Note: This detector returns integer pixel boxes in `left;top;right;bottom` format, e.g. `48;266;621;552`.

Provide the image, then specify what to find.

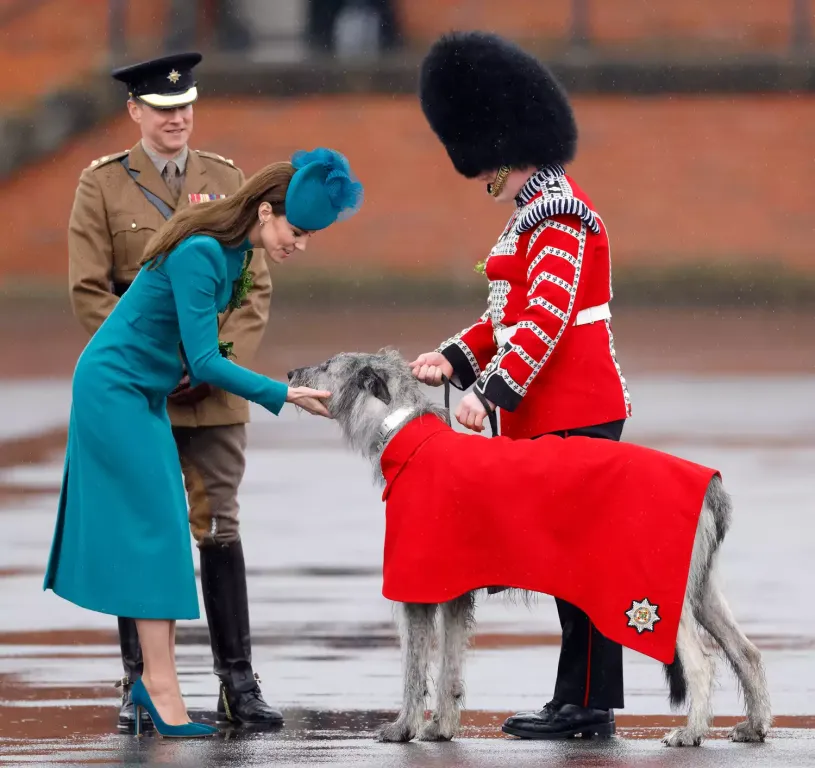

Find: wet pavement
0;307;814;765
2;728;815;768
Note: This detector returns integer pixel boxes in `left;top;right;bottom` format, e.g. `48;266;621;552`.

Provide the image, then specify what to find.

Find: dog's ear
377;346;407;369
377;346;401;359
356;365;391;405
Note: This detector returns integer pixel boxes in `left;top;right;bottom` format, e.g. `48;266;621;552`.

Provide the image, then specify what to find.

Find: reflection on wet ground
1;307;814;765
2;718;815;767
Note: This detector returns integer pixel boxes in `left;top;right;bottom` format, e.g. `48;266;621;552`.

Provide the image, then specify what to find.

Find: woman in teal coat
44;148;362;737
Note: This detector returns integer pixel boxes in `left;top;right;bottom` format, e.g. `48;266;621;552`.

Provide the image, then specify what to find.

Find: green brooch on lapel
228;252;254;311
218;252;253;359
474;260;487;276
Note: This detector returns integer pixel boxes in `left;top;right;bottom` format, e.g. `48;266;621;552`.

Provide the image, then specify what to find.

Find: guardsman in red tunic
410;31;632;739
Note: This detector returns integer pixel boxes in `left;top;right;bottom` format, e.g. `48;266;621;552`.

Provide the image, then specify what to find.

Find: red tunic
438;165;631;439
380;415;719;665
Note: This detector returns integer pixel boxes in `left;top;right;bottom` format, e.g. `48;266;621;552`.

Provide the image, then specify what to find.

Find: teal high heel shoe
131;678;219;738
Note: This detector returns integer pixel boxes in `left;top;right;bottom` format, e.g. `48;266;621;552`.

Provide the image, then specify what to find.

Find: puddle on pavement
2;687;814;743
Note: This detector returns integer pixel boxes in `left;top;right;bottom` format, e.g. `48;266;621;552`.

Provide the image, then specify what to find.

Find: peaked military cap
111;52;202;109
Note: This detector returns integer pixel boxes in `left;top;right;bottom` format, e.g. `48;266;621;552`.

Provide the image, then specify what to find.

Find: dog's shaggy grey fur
289;349;772;747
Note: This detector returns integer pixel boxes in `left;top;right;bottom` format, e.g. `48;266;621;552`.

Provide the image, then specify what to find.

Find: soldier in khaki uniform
68;52;282;732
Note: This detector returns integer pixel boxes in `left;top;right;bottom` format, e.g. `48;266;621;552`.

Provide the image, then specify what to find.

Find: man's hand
168;375;212;405
409;352;454;387
455;391;495;433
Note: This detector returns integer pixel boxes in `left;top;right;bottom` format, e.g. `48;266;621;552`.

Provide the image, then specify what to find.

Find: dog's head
288;349;401;407
288;349;423;447
289;348;448;468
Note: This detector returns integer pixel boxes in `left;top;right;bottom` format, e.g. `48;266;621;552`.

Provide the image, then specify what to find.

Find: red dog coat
380;415;719;664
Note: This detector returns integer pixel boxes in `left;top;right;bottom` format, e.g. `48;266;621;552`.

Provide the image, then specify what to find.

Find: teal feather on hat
286;148;363;230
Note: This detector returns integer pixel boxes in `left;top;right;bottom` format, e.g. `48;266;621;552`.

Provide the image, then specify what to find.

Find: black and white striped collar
515;165;566;207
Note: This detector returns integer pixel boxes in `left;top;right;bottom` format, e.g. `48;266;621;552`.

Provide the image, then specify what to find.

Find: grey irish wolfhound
288;349;772;747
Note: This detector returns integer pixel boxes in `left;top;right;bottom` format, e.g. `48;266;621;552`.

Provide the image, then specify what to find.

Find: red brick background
0;0;167;108
1;93;813;286
396;0;812;52
2;0;808;109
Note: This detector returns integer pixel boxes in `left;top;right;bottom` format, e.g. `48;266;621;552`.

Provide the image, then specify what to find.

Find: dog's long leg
419;591;476;742
694;566;772;742
662;600;716;747
378;602;437;743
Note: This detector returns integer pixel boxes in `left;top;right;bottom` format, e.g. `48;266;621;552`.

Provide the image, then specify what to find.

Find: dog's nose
287;370;294;381
287;368;301;381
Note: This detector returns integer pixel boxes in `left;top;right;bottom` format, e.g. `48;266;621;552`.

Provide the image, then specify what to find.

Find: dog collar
378;407;415;448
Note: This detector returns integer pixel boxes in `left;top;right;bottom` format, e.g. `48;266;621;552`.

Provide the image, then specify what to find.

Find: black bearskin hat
419;31;577;178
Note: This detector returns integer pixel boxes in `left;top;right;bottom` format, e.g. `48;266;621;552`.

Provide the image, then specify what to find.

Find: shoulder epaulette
517;197;600;236
87;150;129;170
515;167;601;236
195;150;236;168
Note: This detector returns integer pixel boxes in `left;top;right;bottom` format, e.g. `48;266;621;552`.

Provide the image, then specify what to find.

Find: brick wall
1;93;813;286
0;0;167;108
394;0;810;52
3;0;809;110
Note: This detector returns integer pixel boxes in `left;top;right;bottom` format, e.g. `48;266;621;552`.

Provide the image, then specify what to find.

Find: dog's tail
705;474;732;545
662;476;730;710
663;654;687;708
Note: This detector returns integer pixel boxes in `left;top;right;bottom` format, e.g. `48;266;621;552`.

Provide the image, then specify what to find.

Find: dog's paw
729;721;768;743
662;727;703;747
418;718;456;742
377;721;416;743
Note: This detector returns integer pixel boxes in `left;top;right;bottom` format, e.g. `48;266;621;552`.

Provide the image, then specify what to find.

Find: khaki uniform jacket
68;141;272;427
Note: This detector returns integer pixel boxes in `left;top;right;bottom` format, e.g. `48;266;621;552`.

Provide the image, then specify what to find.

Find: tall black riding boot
199;541;284;727
114;617;152;733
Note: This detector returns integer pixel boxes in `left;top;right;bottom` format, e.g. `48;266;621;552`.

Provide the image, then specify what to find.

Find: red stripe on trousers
584;621;593;708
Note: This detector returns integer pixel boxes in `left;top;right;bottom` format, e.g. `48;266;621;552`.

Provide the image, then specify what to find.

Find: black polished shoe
115;618;152;734
200;541;284;728
116;676;138;733
502;700;615;740
217;671;284;727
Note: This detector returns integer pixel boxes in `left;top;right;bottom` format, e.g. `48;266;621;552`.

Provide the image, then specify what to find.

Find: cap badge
167;69;181;84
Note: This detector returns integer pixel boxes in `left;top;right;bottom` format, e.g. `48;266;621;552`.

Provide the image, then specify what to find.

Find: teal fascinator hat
285;148;364;231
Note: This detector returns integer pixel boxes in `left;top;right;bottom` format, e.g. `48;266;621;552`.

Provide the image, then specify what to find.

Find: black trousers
532;419;626;710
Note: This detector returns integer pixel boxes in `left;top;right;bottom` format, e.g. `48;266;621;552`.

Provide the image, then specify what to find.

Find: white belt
574;302;611;326
494;303;610;346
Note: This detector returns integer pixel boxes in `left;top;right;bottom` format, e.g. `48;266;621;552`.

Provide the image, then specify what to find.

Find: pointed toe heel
131;679;219;738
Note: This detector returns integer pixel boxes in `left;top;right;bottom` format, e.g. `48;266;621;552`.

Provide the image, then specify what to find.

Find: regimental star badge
626;598;661;633
167;69;181;84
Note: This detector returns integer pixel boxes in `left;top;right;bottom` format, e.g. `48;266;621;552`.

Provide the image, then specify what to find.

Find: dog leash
441;374;499;438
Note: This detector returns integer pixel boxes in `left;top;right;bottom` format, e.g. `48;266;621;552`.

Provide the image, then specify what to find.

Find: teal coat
44;235;287;620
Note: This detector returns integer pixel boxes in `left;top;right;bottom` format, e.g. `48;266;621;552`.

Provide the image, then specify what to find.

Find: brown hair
140;161;296;267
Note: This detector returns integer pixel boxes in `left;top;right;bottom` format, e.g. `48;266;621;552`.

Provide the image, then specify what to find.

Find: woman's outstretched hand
286;387;333;418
